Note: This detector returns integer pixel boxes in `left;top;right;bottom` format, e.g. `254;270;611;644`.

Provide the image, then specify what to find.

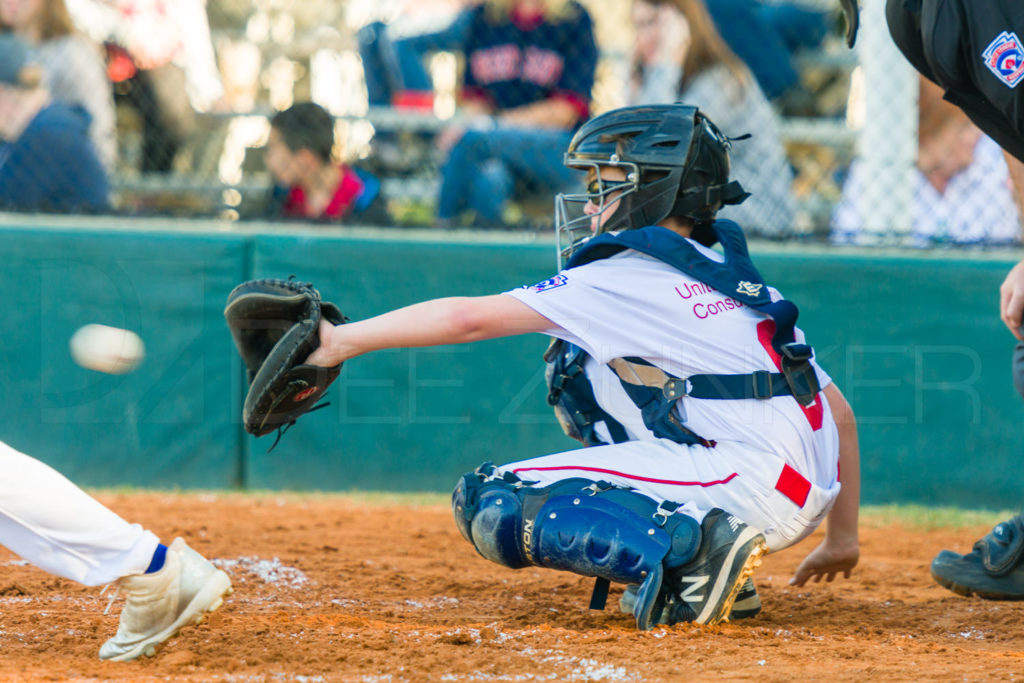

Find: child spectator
264;102;390;224
0;32;109;213
628;0;796;237
1;0;116;171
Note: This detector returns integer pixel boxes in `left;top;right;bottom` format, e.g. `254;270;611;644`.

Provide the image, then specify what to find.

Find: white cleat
99;537;232;661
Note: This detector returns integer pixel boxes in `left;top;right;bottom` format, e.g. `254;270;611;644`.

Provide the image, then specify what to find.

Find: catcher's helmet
555;104;748;264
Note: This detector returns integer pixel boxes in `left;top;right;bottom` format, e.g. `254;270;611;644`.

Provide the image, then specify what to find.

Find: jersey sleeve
504;263;637;362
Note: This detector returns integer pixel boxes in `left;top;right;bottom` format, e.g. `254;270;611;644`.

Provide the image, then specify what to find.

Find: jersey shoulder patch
525;274;569;293
982;31;1024;89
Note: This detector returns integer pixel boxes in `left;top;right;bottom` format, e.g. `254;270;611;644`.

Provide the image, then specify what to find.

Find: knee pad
452;463;588;569
451;463;701;629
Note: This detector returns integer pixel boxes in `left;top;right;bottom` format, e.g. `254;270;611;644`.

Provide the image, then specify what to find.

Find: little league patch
983;31;1024;88
526;274;569;293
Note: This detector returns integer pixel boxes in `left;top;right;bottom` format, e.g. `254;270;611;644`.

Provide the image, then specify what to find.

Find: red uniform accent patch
775;464;811;507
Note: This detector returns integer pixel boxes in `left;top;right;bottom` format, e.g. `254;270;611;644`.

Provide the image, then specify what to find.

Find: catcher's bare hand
789;537;859;587
1000;259;1024;341
306;319;340;367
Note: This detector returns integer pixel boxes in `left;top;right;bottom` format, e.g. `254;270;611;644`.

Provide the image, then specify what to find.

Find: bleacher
108;27;861;237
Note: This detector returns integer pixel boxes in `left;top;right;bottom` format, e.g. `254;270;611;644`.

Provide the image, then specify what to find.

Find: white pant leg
0;440;159;586
500;438;840;553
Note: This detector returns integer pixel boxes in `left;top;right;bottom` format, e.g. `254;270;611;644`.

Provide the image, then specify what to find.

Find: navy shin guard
452;463;701;629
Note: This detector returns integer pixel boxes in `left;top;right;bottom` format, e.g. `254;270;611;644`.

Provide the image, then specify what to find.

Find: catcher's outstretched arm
307;294;555;367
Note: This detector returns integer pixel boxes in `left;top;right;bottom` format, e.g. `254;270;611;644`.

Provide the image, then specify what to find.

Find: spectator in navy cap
0;31;109;213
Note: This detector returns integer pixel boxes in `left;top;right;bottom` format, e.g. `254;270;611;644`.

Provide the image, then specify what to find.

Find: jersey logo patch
736;281;763;297
527;275;568;293
983;31;1024;88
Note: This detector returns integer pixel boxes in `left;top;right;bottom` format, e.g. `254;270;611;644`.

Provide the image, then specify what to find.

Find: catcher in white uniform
309;103;860;628
0;440;232;660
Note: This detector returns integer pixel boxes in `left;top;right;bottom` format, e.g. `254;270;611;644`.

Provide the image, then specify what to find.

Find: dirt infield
0;493;1022;682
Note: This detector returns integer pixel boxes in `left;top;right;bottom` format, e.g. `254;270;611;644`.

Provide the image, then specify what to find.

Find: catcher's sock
145;544;168;574
99;538;232;661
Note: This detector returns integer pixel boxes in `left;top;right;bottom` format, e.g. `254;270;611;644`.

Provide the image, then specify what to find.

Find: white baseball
69;324;146;374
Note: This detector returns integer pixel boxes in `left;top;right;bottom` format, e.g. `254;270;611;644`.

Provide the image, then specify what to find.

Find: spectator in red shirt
264;102;389;224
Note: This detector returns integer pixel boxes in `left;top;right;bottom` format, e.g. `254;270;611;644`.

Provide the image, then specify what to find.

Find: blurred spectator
0;0;116;171
64;0;224;173
706;0;829;108
831;78;1021;246
0;32;109;212
435;0;598;228
358;0;477;109
263;102;390;225
628;0;796;236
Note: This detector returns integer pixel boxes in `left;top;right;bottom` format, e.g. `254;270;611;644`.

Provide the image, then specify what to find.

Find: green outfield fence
1;217;1021;509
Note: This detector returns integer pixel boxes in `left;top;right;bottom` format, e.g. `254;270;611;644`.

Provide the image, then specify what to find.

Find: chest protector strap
545;339;630;447
557;221;820;445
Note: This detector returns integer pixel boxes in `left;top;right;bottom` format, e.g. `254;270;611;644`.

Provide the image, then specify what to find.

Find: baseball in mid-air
69;324;146;374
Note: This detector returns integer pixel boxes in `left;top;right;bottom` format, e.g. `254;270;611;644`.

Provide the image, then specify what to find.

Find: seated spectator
831;78;1021;246
435;0;598;228
64;0;225;173
0;33;110;213
1;0;116;171
358;0;477;110
263;102;390;224
629;0;796;236
705;0;829;109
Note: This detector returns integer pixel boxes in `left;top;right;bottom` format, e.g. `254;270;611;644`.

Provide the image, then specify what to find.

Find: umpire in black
886;0;1024;599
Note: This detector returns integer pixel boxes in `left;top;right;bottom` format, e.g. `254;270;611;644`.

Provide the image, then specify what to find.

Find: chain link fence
0;0;1020;248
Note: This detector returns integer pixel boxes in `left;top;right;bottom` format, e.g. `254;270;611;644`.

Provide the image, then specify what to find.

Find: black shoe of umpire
932;514;1024;600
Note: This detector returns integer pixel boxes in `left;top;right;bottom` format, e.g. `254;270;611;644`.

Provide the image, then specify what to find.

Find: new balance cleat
620;577;761;623
659;509;767;626
729;578;762;619
99;538;233;661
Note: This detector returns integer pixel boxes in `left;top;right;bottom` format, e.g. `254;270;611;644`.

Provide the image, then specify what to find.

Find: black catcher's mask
555;104;748;264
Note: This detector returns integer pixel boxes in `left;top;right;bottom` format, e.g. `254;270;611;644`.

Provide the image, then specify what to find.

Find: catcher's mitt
224;278;347;438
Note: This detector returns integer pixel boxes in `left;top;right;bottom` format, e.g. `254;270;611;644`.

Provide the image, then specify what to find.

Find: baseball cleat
99;538;233;661
620;577;761;623
658;509;767;626
931;514;1024;600
728;578;762;618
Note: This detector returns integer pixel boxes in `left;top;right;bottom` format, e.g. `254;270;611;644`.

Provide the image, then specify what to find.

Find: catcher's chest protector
550;222;820;445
